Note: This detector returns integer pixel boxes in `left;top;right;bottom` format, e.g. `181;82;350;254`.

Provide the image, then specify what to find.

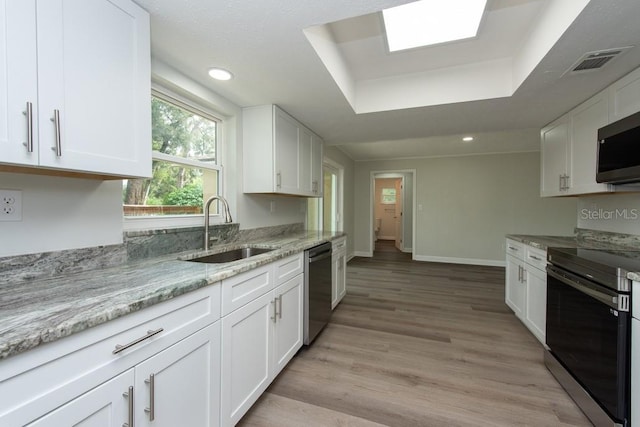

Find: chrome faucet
204;195;233;250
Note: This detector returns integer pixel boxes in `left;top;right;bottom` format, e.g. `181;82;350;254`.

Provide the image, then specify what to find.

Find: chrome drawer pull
529;255;543;261
113;328;164;354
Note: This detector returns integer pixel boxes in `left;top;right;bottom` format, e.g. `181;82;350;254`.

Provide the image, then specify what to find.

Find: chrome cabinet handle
113;328;164;354
276;172;282;188
271;299;277;323
530;255;543;261
22;102;33;153
50;109;62;156
508;246;518;251
564;174;570;190
278;295;283;319
123;386;134;427
144;374;155;421
517;265;521;281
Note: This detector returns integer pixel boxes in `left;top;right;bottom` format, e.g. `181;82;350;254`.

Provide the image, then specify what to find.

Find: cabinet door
540;117;569;197
36;0;151;177
272;274;303;376
609;66;640;123
331;252;346;309
274;108;300;194
311;134;323;196
505;254;525;320
299;127;313;195
0;0;38;166
632;318;639;427
524;266;546;344
27;369;134;427
135;323;220;427
568;92;612;195
220;292;273;427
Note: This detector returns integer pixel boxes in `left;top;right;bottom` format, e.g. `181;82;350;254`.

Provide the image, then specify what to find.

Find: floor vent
565;47;633;75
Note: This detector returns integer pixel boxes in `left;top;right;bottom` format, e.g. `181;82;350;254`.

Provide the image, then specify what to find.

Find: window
123;93;221;218
381;188;396;204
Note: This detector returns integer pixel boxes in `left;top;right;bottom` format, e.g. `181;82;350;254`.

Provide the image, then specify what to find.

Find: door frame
369;170;416;258
324;158;344;232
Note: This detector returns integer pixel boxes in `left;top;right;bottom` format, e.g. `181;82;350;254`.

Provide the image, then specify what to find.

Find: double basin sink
183;246;275;264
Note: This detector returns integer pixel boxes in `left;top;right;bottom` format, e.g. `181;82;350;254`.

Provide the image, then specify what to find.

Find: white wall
0;173;123;256
577;193;640;235
354;152;578;265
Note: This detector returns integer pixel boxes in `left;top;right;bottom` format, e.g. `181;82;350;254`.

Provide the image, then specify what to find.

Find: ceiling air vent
565;47;633;75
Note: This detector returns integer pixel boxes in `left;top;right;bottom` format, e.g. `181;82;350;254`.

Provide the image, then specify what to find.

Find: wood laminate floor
238;241;591;427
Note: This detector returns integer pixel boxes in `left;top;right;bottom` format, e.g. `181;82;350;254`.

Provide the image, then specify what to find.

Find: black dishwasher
303;242;332;345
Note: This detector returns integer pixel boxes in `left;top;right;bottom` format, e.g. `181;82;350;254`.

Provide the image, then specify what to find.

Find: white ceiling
133;0;640;160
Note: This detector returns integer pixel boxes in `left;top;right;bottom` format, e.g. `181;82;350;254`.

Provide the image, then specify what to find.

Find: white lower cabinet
221;291;273;426
524;265;546;343
272;275;304;374
0;285;222;427
332;237;347;309
27;369;135;427
220;254;304;427
134;323;220;427
632;317;639;427
27;323;220;427
505;240;526;319
504;239;547;344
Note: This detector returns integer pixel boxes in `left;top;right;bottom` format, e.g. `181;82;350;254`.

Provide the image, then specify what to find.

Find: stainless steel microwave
596;110;640;184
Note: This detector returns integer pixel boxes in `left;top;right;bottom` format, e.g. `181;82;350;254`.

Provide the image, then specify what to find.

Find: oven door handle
547;266;619;310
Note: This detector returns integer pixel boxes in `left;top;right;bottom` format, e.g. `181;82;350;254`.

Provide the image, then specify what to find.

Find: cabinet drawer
525;246;547;272
0;284;221;427
506;239;524;260
332;237;346;253
222;264;274;316
273;253;303;286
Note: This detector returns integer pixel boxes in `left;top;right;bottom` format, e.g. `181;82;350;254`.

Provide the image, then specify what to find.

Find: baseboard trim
377;236;395;241
413;255;506;267
353;251;373;258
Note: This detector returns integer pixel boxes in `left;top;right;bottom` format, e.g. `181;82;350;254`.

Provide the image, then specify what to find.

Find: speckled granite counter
506;235;577;250
0;230;344;361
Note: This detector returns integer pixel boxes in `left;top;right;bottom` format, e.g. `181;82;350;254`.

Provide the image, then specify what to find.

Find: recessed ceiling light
462;136;474;142
382;0;487;52
208;68;233;81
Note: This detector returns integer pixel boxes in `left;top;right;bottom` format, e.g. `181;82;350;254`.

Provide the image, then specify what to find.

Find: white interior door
394;178;403;251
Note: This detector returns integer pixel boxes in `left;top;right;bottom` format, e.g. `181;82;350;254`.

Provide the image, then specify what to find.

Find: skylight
382;0;487;52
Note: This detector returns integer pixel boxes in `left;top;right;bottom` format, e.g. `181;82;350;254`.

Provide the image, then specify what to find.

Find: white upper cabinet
609;66;640;123
568;92;612;195
540;65;640;197
540;91;613;197
243;104;324;197
0;0;151;178
540;115;570;197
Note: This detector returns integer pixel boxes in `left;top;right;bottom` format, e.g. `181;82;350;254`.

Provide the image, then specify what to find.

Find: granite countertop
506;235;577;250
507;234;640;281
0;231;345;361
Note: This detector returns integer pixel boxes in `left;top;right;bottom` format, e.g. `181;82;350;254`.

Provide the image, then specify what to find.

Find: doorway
307;159;343;232
370;170;415;256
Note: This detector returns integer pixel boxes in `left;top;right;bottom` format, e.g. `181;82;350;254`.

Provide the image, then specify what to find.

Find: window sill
123;214;226;232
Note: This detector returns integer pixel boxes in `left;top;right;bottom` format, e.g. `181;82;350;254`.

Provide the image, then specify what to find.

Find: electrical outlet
0;189;22;221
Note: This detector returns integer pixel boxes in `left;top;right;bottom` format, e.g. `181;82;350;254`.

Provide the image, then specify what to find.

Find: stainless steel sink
186;247;274;264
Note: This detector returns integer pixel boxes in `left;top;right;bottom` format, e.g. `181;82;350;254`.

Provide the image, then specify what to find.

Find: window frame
380;188;397;204
123;87;225;231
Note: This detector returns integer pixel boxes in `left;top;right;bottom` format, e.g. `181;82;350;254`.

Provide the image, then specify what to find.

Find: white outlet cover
0;189;22;221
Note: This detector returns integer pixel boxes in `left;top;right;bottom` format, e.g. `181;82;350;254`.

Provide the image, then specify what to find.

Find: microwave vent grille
564;47;633;75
